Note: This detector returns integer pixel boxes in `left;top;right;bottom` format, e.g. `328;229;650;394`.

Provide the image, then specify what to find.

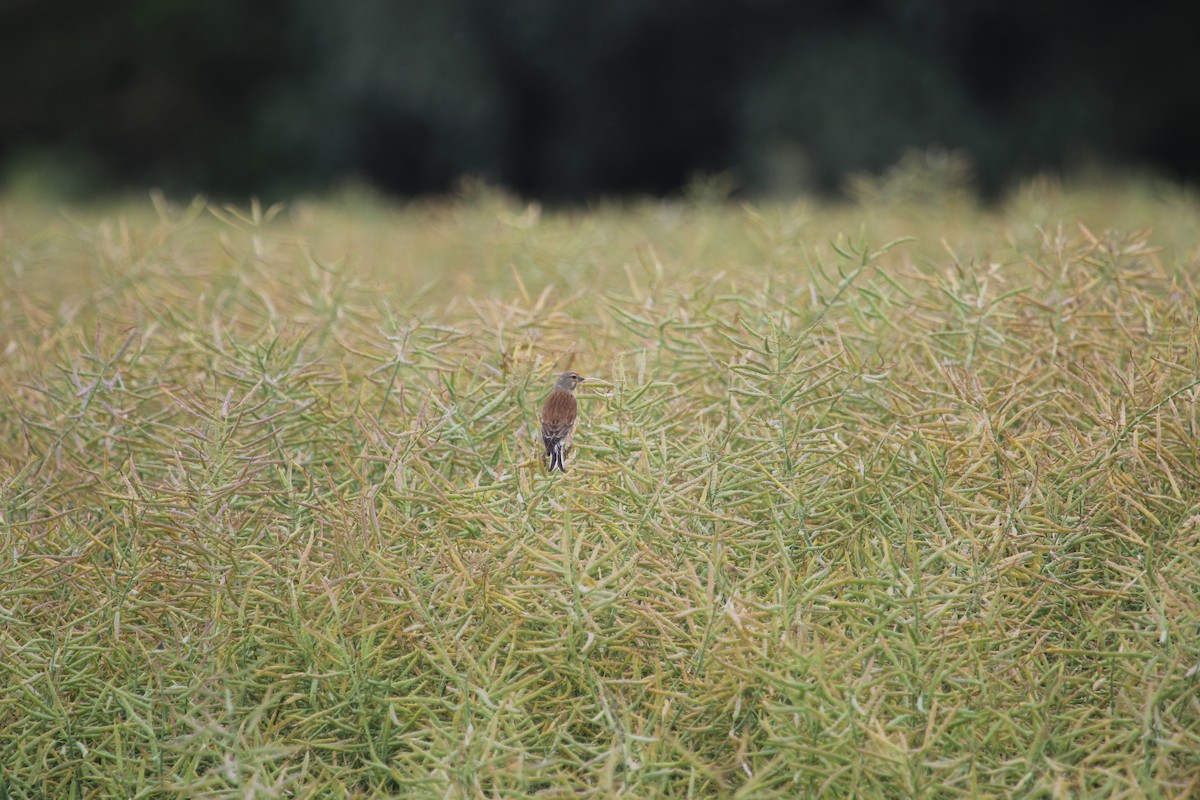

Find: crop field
2;179;1200;798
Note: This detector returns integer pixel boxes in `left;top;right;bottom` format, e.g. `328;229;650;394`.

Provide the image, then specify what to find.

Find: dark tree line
2;0;1196;200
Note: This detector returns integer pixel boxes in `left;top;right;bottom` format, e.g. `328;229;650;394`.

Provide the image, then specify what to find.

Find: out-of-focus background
3;0;1197;202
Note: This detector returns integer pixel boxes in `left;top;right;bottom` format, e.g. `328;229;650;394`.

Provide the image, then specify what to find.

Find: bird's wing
541;420;574;442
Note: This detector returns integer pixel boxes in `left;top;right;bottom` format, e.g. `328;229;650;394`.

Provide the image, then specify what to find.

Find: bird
540;371;585;473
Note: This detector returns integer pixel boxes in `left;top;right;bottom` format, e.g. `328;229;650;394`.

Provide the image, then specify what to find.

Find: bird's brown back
541;389;577;437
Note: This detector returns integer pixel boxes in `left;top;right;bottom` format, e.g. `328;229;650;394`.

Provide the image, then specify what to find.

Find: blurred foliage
2;0;1198;200
845;148;975;208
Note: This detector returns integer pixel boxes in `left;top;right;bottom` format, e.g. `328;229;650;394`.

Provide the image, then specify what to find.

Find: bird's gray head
555;371;585;391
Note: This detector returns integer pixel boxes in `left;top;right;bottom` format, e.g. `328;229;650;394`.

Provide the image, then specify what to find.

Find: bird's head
555;371;586;391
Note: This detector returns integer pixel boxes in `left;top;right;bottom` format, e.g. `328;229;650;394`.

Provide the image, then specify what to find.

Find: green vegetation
2;181;1199;797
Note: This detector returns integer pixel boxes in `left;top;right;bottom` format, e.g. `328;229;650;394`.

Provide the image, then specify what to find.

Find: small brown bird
540;371;585;473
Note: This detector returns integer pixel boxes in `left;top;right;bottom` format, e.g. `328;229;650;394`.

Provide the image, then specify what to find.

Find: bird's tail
546;441;567;473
